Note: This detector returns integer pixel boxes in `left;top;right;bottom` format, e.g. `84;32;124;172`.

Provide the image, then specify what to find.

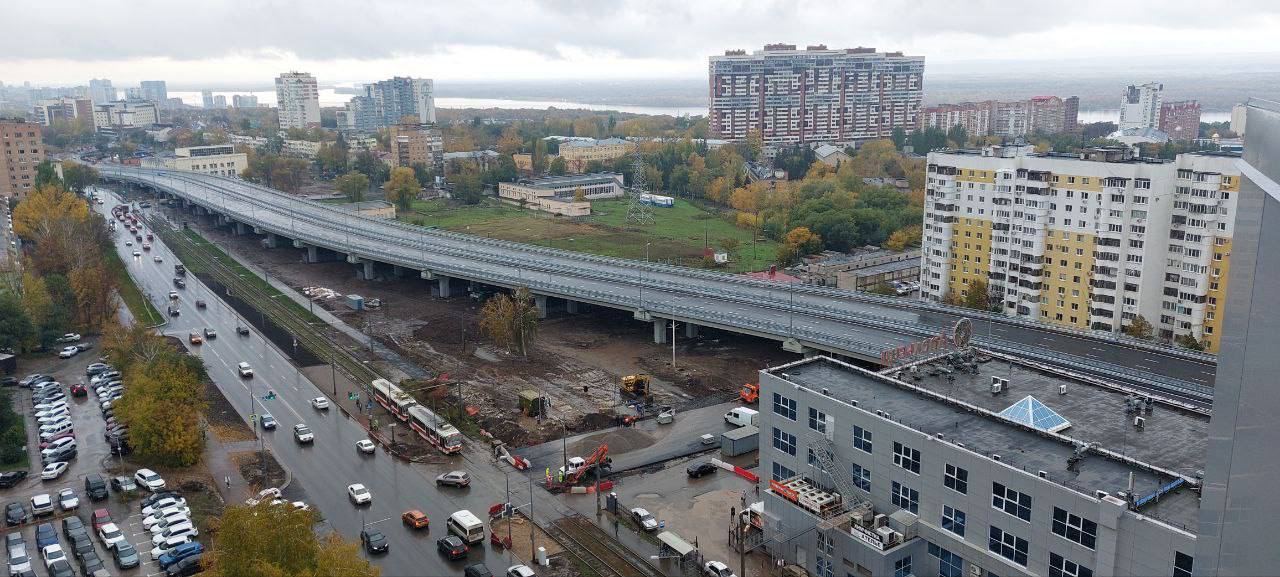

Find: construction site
186;214;793;450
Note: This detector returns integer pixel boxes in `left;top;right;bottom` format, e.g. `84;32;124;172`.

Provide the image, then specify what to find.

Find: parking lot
3;346;205;576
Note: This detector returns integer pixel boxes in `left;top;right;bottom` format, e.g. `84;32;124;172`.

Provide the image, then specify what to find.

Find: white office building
1117;83;1163;131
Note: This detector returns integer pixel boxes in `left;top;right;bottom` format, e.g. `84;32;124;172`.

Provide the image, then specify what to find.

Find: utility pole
671;320;677;368
528;475;536;559
506;473;513;549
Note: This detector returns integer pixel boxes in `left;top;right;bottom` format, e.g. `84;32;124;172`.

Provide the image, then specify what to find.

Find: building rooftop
850;257;921;277
769;356;1206;531
513;172;622;189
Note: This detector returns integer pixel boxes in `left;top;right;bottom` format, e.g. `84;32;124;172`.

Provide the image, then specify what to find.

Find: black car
236;325;250;336
61;515;85;538
78;550;105;574
166;554;203;577
167;306;180;317
84;474;108;501
109;442;131;456
360;529;388;554
0;377;17;387
113;541;140;569
436;535;468;560
69;533;94;560
686;462;718;478
0;470;27;488
172;278;185;289
464;563;495;577
5;502;27;525
48;559;74;577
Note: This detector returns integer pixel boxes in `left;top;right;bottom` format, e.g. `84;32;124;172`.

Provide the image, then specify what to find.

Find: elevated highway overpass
99;166;1218;405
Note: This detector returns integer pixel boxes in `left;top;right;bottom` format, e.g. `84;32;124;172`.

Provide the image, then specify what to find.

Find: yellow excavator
621;374;651;397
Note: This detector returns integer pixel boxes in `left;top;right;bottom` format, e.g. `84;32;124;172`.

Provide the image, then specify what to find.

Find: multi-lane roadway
98;166;1218;402
100;192;541;577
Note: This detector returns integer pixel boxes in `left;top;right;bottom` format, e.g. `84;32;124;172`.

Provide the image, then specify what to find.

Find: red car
90;508;112;531
70;383;87;397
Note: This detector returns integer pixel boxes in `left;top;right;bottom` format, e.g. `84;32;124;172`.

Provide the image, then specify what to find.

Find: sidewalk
202;434;258;505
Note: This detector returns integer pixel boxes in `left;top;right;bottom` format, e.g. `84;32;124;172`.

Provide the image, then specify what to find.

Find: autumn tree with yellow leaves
204;503;379;577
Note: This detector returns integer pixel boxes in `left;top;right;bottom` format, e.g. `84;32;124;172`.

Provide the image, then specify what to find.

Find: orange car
189;332;203;345
401;509;429;530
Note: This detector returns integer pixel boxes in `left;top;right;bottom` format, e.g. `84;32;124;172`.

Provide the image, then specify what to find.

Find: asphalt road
99;193;540;577
97;166;1217;399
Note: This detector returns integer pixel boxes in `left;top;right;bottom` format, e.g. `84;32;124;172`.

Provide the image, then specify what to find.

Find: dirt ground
492;512;565;563
205;378;256;443
188;220;791;448
232;449;288;492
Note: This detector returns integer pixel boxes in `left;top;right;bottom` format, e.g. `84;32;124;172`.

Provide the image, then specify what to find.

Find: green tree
0;293;36;353
34;161;62;189
352;150;388;185
1175;333;1206;351
335;171;370;203
961;278;991;310
890;126;907;150
453;171;485;205
410;162;435;188
1123;315;1155;340
868;283;898;296
385;167;419;211
532;138;547;173
548;156;567;176
205;504;379;577
60;161;99;194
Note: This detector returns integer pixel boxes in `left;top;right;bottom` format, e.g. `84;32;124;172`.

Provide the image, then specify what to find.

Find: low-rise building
801;247;922;290
443;150;500;173
813;143;851;167
557;137;635;173
141;144;245;177
33;97;93;126
497;172;625;216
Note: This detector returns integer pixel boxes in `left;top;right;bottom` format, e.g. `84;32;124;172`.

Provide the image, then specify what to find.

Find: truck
724;407;759;427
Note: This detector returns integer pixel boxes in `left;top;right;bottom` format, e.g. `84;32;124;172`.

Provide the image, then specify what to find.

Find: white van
446;510;485;544
38;422;73;442
724;407;759;428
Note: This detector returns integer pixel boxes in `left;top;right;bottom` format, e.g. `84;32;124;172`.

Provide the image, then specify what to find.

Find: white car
98;523;126;550
142;499;189;518
33;400;67;412
40;462;68;480
346;483;371;505
293;424;313;444
132;250;140;257
355;439;376;454
153;255;163;263
309;397;329;410
150;535;192;561
143;508;190;531
151;522;197;546
245;487;281;507
40;544;65;569
40;438;75;457
507;565;537;577
57;346;79;359
134;468;166;492
7;543;31;575
34;406;70;421
237;362;253;378
630;507;659;532
125;240;133;246
56;488;78;511
148;513;191;535
55;333;81;344
704;561;738;577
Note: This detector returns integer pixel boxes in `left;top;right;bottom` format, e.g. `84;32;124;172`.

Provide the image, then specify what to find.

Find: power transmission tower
625;152;655;226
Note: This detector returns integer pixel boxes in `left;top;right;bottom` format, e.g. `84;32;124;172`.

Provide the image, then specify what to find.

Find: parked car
704;561;738;577
165;553;203;576
134;469;166;492
69;384;87;397
112;541;140;569
56;489;78;512
465;564;495;577
0;472;27;489
84;363;110;375
89;510;111;532
4;503;27;526
630;507;658;532
109;476;136;493
40;544;65;569
687;462;718;478
97;523;125;550
142;497;187;518
40;463;68;481
33;524;55;549
60;516;85;540
359;530;388;554
57;347;79;359
188;332;202;345
7;540;31;575
507;565;537;577
18;375;53;388
54;334;81;344
84;475;108;501
435;471;471;488
346;484;371;506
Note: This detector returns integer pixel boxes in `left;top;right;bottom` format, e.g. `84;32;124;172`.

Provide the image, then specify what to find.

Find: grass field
402;197;779;272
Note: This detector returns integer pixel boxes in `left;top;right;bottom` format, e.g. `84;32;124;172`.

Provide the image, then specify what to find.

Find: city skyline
1;1;1279;85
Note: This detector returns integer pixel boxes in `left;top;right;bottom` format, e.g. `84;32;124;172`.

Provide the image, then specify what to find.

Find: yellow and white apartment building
922;144;1240;352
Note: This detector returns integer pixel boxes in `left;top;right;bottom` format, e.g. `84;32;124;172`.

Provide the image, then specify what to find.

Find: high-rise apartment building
1194;97;1280;577
88;79;115;104
1229;103;1247;136
140;80;168;104
920;96;1080;139
1118;83;1163;131
0;119;45;197
708;44;924;146
232;94;259;109
201;90;215;109
339;77;434;133
920;145;1240;351
757;352;1208;577
1159;101;1202;141
388;123;444;175
213;95;227;109
275;72;321;130
33;98;93;126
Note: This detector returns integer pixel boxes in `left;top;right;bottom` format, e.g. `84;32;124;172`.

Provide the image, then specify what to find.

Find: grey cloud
2;0;1277;62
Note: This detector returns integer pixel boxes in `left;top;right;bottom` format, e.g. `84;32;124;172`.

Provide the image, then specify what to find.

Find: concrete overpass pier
653;319;668;344
438;275;453;298
534;295;547;319
685;323;698;339
263;233;279;249
233;222;249;235
565;300;580;314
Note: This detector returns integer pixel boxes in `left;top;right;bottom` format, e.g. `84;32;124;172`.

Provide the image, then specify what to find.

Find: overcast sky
2;0;1278;87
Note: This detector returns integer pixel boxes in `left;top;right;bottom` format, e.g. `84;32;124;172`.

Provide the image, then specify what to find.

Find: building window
928;543;964;577
1051;507;1096;549
852;425;872;454
816;556;833;577
992;482;1032;522
893;442;921;474
891;481;919;514
894;556;912;577
817;531;834;555
771;462;795;482
772;427;797;456
1049;553;1094;577
808;407;828;434
1173;552;1194;577
942;505;966;537
988;525;1029;566
944;464;968;494
851;463;871;492
773;393;797;421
